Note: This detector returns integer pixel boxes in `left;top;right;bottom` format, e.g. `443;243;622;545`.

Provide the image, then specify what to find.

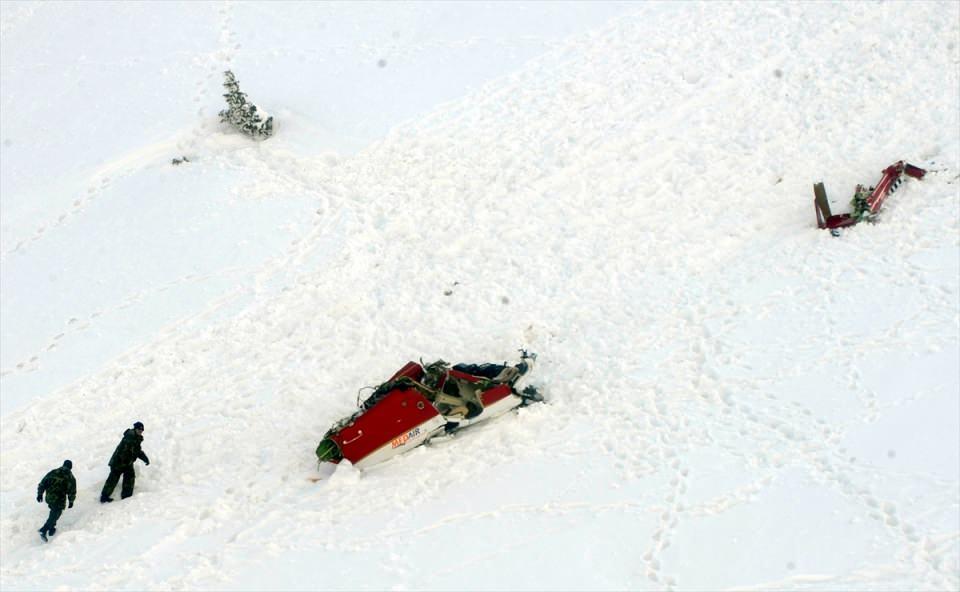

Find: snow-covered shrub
218;70;274;139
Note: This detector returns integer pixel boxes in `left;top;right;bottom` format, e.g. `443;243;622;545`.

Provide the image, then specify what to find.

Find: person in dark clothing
37;459;77;541
100;421;150;503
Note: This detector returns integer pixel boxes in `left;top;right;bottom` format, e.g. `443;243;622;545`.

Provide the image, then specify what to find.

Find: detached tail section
814;160;926;235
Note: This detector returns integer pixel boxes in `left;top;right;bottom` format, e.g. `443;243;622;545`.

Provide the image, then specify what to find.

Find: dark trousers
101;464;136;499
41;504;64;534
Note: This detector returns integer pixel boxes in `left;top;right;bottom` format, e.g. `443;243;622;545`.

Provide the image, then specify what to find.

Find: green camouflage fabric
101;465;137;499
37;467;76;508
108;429;149;468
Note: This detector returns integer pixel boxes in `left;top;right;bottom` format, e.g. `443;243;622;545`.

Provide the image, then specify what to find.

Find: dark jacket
108;429;149;468
37;467;77;508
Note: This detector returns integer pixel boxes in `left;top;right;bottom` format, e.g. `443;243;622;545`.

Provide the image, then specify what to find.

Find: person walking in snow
37;459;77;541
100;421;150;503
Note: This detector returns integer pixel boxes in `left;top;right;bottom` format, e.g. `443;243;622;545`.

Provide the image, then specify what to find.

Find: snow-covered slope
1;2;958;590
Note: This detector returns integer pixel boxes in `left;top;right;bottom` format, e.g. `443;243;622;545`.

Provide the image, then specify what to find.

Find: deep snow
1;1;959;591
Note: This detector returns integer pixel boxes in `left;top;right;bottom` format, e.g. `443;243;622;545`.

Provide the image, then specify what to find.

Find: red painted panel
867;162;903;212
332;388;439;464
479;384;512;407
825;213;857;229
449;369;482;383
390;361;424;382
904;163;926;179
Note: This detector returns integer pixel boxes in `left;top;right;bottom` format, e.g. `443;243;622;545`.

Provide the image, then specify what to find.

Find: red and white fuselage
318;355;539;469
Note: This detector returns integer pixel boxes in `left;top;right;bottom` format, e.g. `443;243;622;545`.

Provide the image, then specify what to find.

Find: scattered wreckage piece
814;160;926;236
316;351;542;469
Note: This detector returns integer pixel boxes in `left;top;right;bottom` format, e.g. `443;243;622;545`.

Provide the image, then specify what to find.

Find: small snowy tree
218;70;274;139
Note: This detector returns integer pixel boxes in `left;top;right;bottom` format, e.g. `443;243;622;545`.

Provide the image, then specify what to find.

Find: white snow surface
1;1;959;590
